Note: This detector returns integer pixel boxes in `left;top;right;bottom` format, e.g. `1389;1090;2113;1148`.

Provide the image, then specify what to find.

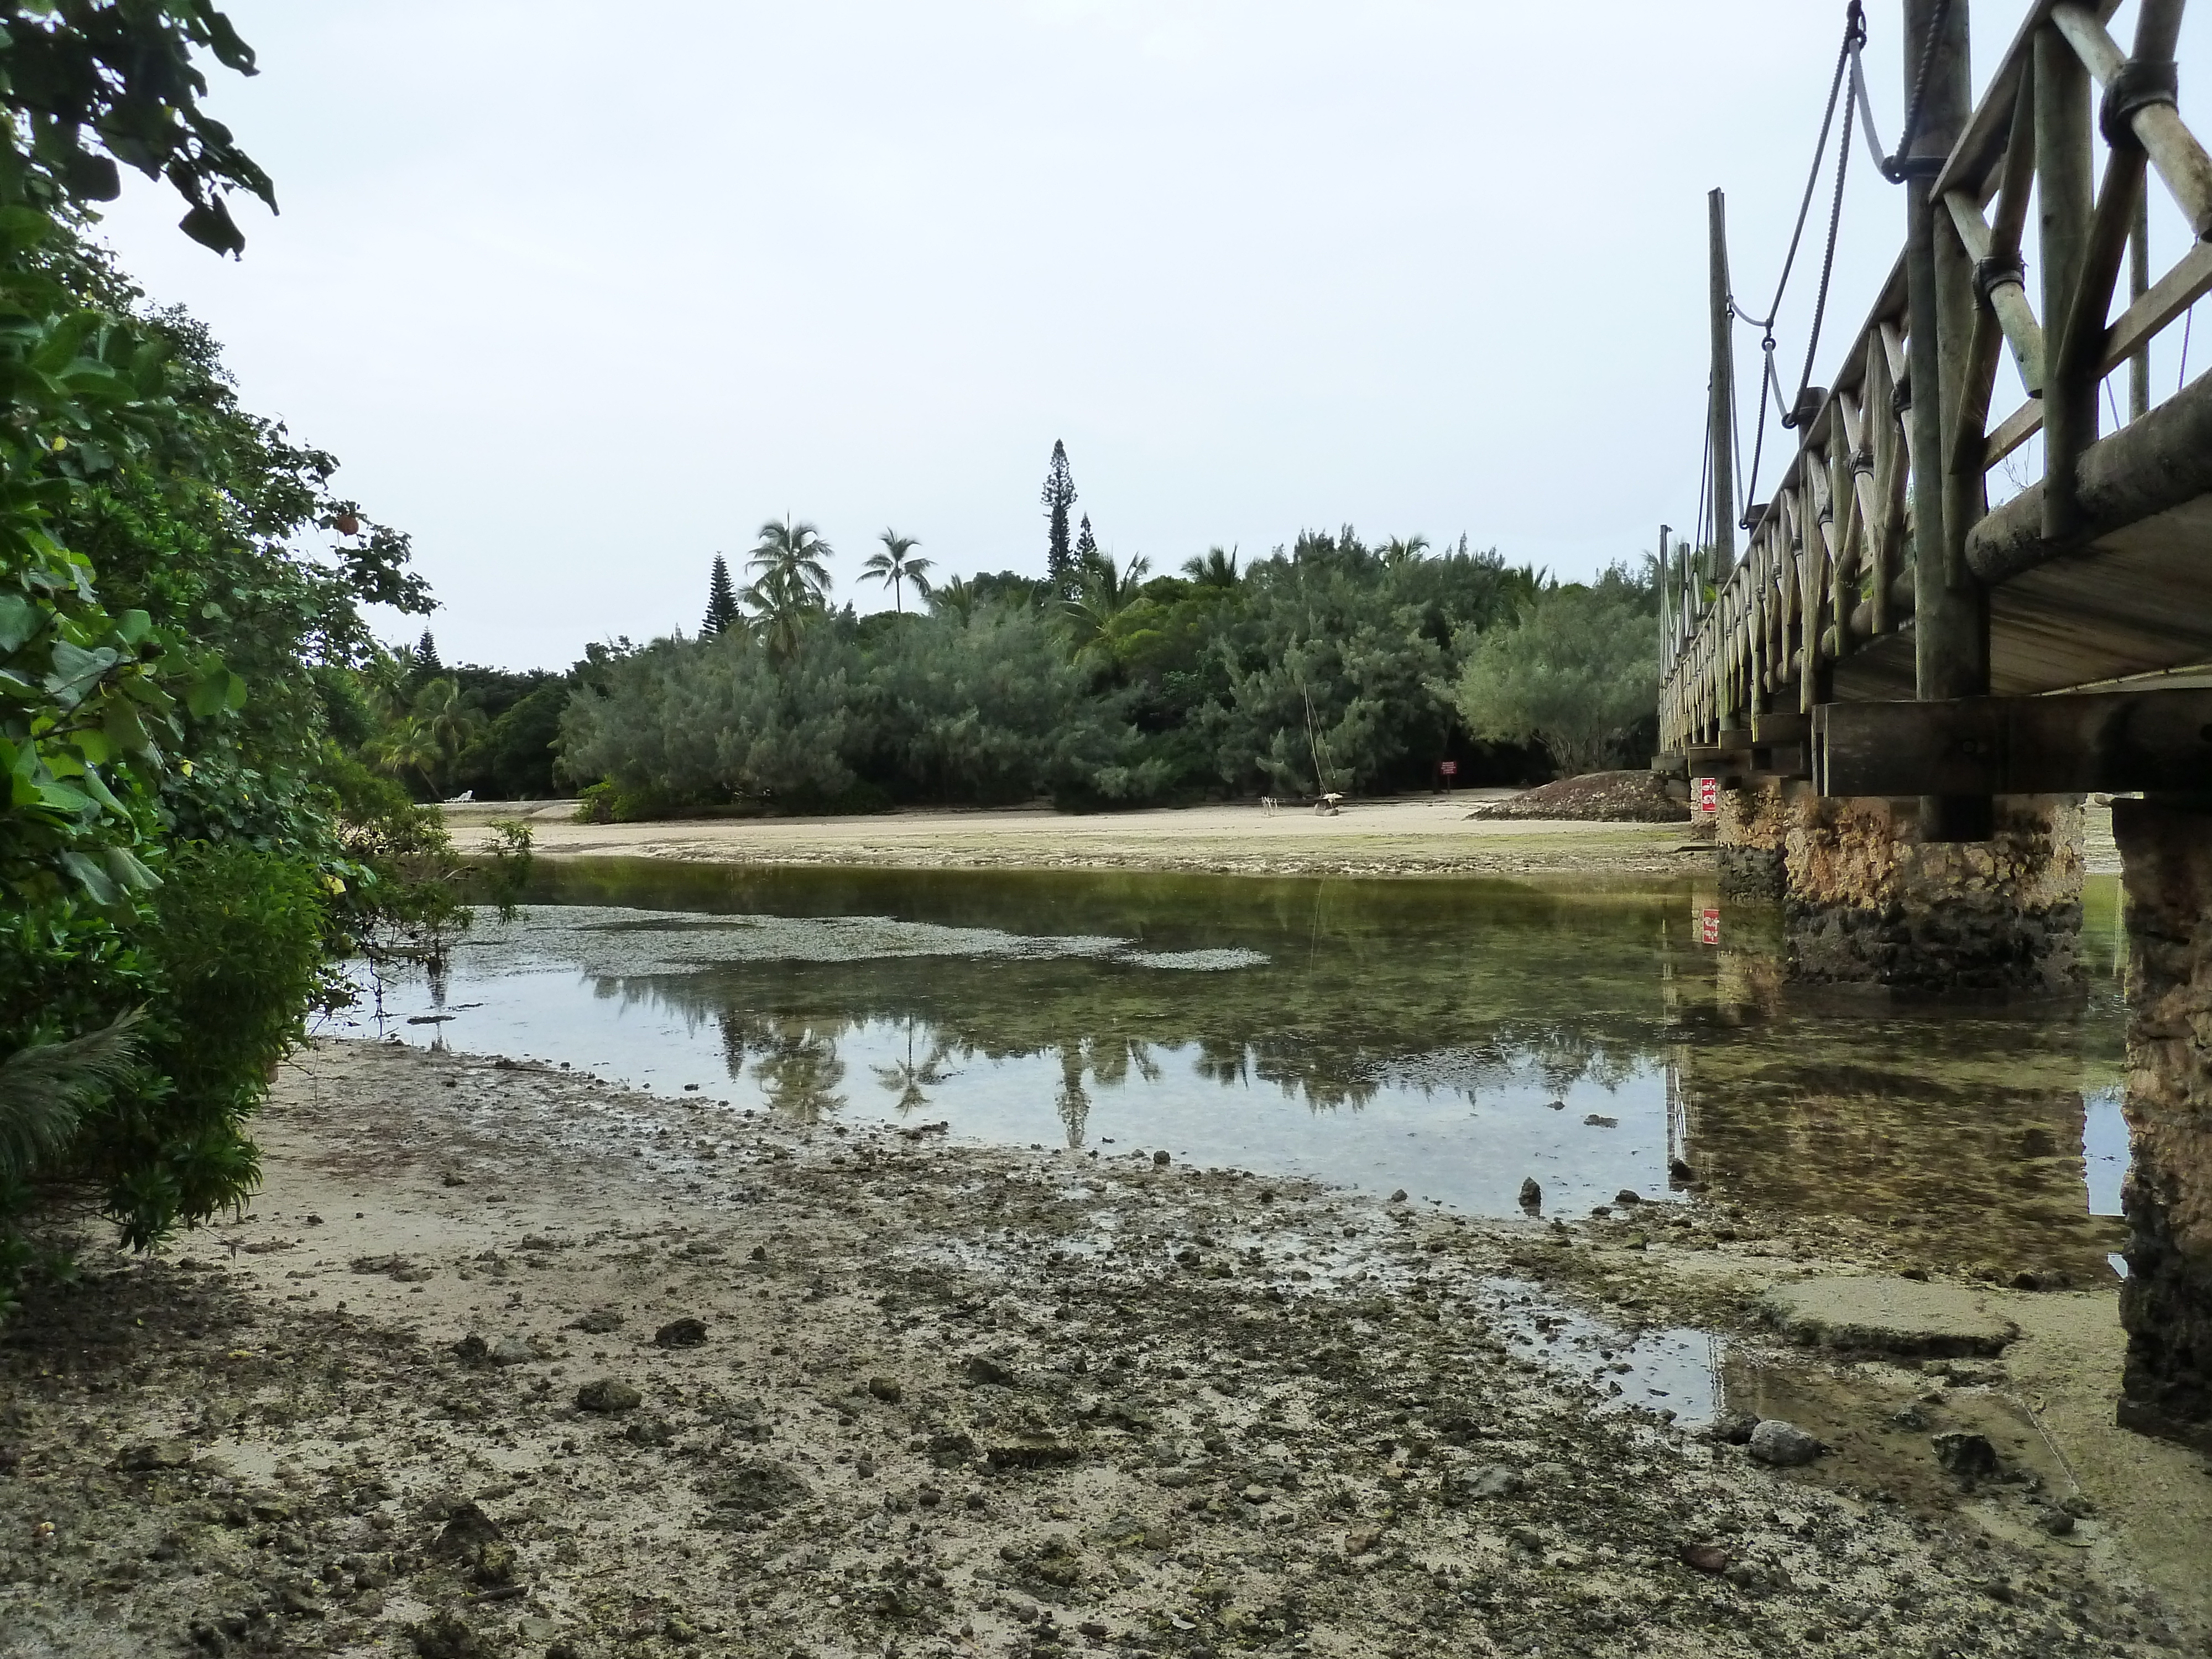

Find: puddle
335;859;2130;1269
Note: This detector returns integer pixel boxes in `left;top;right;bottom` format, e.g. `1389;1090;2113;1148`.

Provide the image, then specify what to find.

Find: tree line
551;445;1660;818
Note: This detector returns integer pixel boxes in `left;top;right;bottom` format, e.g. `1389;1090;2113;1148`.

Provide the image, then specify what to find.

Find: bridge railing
1660;0;2212;759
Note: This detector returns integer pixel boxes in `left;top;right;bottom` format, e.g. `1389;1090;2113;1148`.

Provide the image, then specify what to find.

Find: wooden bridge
1659;0;2212;829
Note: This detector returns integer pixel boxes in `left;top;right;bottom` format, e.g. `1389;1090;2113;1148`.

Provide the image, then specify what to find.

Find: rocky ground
1462;773;1689;826
2;1039;2203;1659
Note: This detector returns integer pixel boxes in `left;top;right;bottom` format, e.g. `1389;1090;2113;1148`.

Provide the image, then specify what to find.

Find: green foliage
478;819;533;919
0;0;275;253
1041;441;1075;594
0;4;457;1305
701;553;738;638
562;601;1152;811
1451;567;1660;778
80;843;324;1249
559;528;1594;813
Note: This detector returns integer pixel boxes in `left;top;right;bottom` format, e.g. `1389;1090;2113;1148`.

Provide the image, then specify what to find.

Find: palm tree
1181;545;1239;588
747;515;834;608
1064;547;1151;658
926;575;978;626
861;529;933;613
1381;534;1431;568
742;516;834;660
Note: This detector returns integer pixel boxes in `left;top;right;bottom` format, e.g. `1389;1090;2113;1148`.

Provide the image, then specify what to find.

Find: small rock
488;1336;534;1367
1257;1190;1276;1204
1747;1420;1822;1468
1931;1431;1999;1483
1889;1407;1928;1431
575;1378;643;1413
654;1317;709;1349
429;1503;504;1558
622;1415;676;1447
1678;1541;1731;1575
1517;1178;1542;1212
1613;1189;1641;1206
1545;1099;1566;1112
1388;1190;1408;1204
867;1376;903;1404
1506;1525;1545;1552
2037;1508;2076;1536
450;1334;490;1365
567;1309;624;1334
964;1354;1013;1385
112;1439;195;1472
406;1610;486;1659
1152;1150;1171;1167
749;1245;766;1261
1668;1157;1695;1183
1583;1114;1618;1128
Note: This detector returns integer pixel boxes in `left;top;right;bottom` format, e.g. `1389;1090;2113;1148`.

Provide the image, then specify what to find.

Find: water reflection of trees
716;1011;847;1123
870;1019;952;1115
561;875;1681;1140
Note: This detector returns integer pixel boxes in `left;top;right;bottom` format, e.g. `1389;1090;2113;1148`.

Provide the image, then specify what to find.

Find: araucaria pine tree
414;629;442;680
1041;440;1077;594
1073;514;1098;569
702;554;740;637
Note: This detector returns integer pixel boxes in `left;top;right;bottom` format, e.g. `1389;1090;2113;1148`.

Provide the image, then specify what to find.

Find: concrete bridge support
1715;781;2085;993
2114;797;2212;1453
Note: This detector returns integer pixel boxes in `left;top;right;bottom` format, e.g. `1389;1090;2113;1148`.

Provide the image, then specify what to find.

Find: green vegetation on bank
0;4;467;1306
556;518;1660;818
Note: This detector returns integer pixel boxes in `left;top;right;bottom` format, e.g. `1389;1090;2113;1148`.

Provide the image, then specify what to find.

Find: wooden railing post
1709;189;1738;581
2038;20;2095;542
1907;0;1988;841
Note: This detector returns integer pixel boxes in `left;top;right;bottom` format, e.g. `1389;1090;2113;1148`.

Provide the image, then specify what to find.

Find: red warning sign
1695;775;1719;814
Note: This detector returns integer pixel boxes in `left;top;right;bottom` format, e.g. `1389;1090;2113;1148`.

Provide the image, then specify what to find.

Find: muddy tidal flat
2;1040;2205;1658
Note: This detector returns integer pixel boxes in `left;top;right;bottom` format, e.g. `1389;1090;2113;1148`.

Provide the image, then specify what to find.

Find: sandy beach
441;795;2124;881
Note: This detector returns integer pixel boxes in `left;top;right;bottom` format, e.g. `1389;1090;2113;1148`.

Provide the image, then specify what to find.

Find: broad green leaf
103;846;160;891
0;593;35;654
34;778;92;813
59;850;118;906
114;608;152;645
103;700;149;752
44;639;119;705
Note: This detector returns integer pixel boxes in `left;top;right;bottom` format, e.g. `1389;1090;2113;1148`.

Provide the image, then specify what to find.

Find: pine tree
1041;440;1077;594
702;554;740;637
413;629;442;686
1073;514;1098;570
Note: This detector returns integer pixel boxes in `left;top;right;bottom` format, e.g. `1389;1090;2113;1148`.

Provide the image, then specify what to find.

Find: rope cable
1792;79;1856;419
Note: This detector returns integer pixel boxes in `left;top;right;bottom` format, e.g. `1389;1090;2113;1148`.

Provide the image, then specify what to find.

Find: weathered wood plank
1816;687;2212;795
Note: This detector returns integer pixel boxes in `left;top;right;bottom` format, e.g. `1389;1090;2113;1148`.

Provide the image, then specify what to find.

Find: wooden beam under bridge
1813;688;2212;796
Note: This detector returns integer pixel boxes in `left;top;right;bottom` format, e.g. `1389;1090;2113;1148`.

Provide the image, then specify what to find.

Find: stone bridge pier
2112;799;2212;1454
1709;781;2212;1451
1714;781;2085;994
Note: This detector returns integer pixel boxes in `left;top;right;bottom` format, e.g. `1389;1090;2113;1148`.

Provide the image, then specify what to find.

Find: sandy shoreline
440;796;2124;880
1;1039;2200;1657
448;797;1709;881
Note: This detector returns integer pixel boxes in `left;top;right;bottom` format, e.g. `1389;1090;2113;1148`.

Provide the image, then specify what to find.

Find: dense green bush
0;4;452;1302
1451;567;1661;776
559;530;1594;813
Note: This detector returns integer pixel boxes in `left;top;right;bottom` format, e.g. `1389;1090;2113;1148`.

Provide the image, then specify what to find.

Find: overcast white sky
90;1;2206;670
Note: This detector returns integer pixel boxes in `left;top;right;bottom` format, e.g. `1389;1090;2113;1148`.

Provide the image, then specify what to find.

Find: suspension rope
1729;2;1866;526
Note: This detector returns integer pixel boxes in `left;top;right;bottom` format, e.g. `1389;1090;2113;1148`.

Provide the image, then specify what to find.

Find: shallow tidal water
338;859;2131;1287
